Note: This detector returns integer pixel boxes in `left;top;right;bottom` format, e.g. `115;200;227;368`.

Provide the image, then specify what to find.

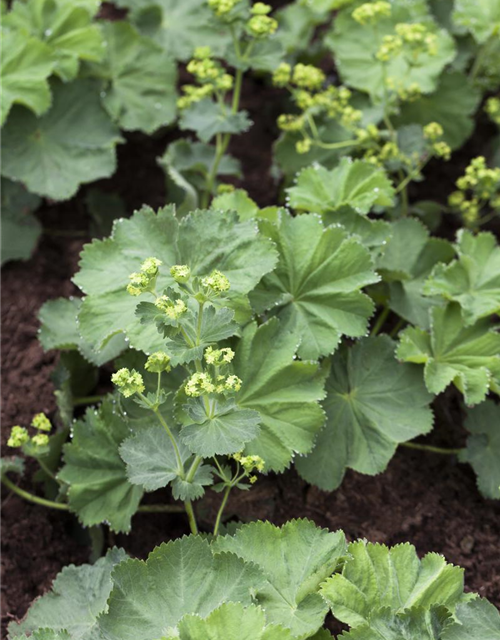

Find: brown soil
2;15;499;638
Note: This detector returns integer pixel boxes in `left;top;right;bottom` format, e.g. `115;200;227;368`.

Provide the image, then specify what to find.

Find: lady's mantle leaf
378;218;454;330
97;536;265;640
58;398;144;532
74;207;277;357
287;159;394;215
460;400;500;499
296;336;434;491
0;28;54;125
213;519;347;638
442;598;500;639
252;213;379;360
340;606;452;640
234;318;326;472
397;303;500;406
325;0;456;100
5;0;104;81
181;398;261;457
321;540;464;628
8;548;127;640
424;230;500;325
163;603;294;640
84;21;177;134
179;99;252;143
1;79;122;201
452;0;500;43
1;178;42;265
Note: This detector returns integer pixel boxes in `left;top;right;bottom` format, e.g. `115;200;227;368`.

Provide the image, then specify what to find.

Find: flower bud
170;264;191;284
7;426;29;448
145;352;172;373
31;412;51;432
202;270;230;293
112;368;145;397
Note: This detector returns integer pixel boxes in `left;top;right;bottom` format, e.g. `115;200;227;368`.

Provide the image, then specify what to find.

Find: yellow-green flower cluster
32;434;49;447
7;425;30;448
395;22;437;56
449;156;500;226
178;47;234;110
155;295;188;320
247;3;277;38
486;97;500;127
170;264;191;284
352;1;391;25
208;0;240;16
292;63;325;90
112;368;145;398
205;346;235;366
127;257;162;296
145;352;172;373
233;452;265;483
202;269;230;293
376;34;403;62
272;62;291;87
32;412;52;432
185;371;242;396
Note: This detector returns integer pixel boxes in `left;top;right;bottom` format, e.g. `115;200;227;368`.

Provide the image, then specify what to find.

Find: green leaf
1;177;41;265
321;540;464;628
234;318;326;472
251;213;379;360
97;535;265;640
121;0;232;61
394;72;481;150
8;548;127;640
287;159;395;215
12;631;71;640
452;0;500;43
181;397;261;457
396;303;500;406
378;218;455;330
5;0;105;81
164;603;295;640
323;210;392;250
442;598;500;639
212;189;259;220
213;519;347;637
296;336;434;491
326;0;456;100
171;464;214;501
0;27;54;125
84;21;177;134
38;297;127;366
58;398;144;532
0;456;25;477
424;230;500;325
340;605;452;640
460;400;500;499
120;425;188;492
1;79;122;201
74;207;277;356
179;99;252;143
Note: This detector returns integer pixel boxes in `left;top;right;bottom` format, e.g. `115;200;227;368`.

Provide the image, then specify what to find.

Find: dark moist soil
2;25;500;640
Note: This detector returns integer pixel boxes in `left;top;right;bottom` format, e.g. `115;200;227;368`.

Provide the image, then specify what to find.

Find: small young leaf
8;548;127;640
461;400;500;499
296;336;434;491
397;303;500;406
252;213;379;360
442;597;500;639
424;230;500;325
179;99;252;143
234;318;326;472
321;540;464;627
97;536;265;640
2;79;122;201
287;159;394;215
213;519;347;637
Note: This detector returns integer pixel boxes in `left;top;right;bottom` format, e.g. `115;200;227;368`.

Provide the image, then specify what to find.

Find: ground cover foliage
1;0;500;637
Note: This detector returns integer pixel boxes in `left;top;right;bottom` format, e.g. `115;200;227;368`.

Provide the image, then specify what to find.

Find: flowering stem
186;456;203;483
401;442;462;455
469;35;495;81
371;306;390;336
213;484;231;536
184;500;199;534
389;317;406;338
313;139;358;150
73;395;106;406
35;457;59;483
156;371;162;403
1;476;69;510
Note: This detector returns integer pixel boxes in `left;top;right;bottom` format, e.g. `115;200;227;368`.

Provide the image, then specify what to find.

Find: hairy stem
401;442;462;455
184;500;199;535
213;485;232;536
371;306;390;336
2;476;69;510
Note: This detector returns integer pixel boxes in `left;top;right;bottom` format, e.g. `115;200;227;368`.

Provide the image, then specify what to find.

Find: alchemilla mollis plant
2;0;500;636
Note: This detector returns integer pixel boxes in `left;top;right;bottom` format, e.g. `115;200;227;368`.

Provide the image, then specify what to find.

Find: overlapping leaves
296;336;434;491
1;178;41;265
251;213;380;360
74;206;278;357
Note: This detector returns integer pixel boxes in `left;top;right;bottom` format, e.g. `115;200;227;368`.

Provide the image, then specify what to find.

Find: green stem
2;476;69;510
371;306;390;336
186;456;203;483
401;442;462;455
156;371;162;403
138;504;185;513
35;457;59;483
389;317;405;338
313;139;358;150
213;485;232;536
73;395;105;406
469;35;494;81
151;406;185;477
184;500;199;535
